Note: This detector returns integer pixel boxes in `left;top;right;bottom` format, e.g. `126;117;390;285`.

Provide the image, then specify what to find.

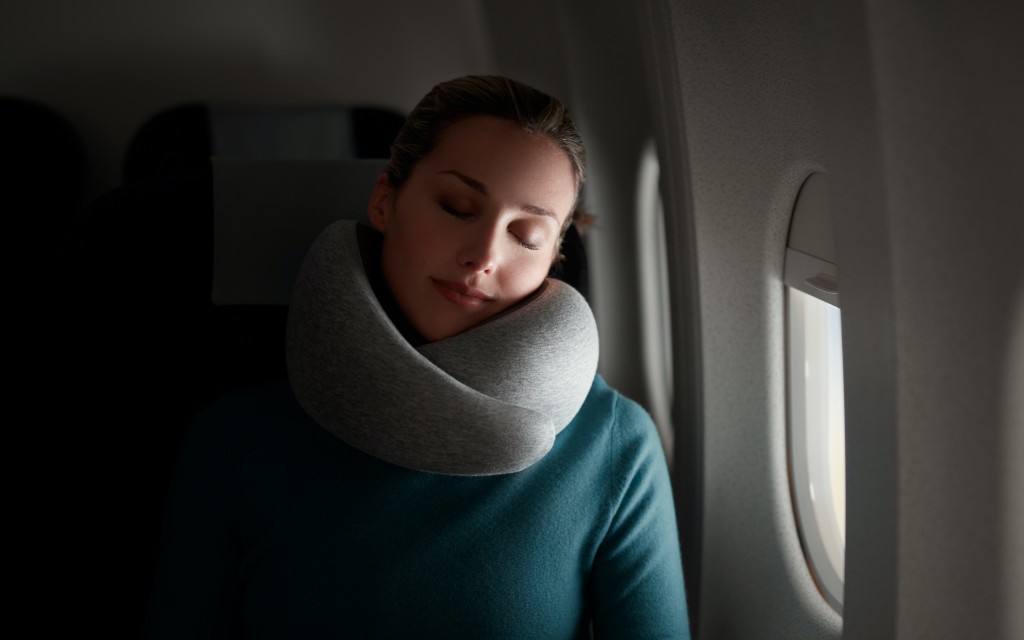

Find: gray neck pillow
286;221;600;476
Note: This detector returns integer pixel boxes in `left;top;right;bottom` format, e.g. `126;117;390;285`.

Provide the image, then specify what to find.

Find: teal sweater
145;375;690;639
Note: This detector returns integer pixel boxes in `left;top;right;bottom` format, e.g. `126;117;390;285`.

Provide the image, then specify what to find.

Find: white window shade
785;171;846;612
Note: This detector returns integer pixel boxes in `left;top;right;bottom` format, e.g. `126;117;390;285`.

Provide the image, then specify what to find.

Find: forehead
417;115;578;223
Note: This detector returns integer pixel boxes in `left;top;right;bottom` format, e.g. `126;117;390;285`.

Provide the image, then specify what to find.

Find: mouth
431;278;494;308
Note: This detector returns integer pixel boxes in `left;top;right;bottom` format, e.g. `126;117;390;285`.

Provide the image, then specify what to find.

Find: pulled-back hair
386;75;587;232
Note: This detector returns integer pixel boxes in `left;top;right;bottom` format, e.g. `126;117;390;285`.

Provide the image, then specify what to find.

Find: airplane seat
4;94;90;383
553;216;590;302
122;103;406;186
1;96;89;235
63;157;392;458
210;157;389;384
5;96;91;622
64;101;409;437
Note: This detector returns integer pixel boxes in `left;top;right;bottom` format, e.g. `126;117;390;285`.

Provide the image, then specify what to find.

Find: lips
431;278;494;308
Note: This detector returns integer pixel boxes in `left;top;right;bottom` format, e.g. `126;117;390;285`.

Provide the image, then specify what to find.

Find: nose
456;221;501;274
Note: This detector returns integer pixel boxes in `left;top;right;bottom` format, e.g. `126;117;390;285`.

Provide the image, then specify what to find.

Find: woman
146;76;690;639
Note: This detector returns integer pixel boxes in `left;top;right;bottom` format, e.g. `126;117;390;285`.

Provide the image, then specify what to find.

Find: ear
368;173;395;233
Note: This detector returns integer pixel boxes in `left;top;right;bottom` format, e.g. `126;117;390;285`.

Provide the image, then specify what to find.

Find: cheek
381;232;424;295
503;255;554;298
393;212;448;267
385;219;432;271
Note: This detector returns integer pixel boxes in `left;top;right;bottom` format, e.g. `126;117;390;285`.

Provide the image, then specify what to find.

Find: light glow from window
788;286;846;611
636;141;674;463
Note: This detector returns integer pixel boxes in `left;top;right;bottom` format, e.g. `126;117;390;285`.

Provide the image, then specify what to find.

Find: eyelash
441;203;474;220
441;203;541;251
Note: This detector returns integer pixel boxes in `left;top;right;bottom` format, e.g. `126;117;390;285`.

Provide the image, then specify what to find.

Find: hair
385;75;588;237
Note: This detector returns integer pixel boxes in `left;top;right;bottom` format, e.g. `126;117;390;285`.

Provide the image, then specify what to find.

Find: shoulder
193;378;299;426
180;378;318;467
577;375;658;430
557;375;671;505
189;378;313;437
576;375;667;465
583;377;689;636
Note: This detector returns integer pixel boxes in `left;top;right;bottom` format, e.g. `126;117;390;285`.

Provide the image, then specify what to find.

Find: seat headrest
212;157;387;306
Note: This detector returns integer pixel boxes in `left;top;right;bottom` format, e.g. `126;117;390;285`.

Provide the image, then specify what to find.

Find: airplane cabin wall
642;0;1024;638
822;2;1024;639
1009;291;1024;640
640;0;841;637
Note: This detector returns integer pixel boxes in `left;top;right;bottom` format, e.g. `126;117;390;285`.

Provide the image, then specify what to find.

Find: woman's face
369;115;577;342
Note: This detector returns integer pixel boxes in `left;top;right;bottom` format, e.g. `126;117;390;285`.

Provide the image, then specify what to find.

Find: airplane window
637;141;674;462
787;286;846;611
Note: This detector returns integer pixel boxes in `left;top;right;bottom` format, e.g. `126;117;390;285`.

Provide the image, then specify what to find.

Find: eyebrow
437;169;558;222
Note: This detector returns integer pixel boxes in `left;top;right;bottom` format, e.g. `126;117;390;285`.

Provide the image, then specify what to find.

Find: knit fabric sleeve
589;392;691;639
142;399;243;640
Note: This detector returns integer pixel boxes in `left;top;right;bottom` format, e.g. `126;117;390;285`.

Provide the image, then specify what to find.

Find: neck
355;223;426;347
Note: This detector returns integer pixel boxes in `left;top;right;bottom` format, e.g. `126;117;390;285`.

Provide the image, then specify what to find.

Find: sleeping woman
145;75;690;639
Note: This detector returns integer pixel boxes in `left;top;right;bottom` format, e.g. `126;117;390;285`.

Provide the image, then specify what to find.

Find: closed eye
512;230;541;251
443;201;542;250
441;203;474;219
508;219;547;252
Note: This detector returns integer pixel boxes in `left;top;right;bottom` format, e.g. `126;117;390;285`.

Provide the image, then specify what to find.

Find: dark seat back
123;103;405;186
